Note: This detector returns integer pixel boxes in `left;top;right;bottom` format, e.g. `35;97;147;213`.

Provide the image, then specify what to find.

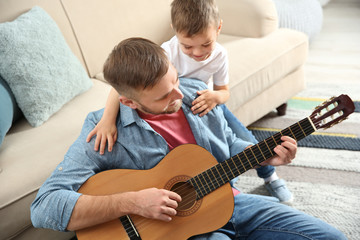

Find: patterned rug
234;176;360;239
249;96;360;151
238;94;360;240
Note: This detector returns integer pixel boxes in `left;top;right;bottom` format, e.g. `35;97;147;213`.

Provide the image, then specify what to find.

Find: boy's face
176;24;221;62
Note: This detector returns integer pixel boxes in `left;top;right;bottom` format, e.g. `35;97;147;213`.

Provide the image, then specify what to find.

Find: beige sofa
0;0;308;239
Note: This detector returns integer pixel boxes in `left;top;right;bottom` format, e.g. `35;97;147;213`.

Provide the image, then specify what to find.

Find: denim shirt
30;78;252;231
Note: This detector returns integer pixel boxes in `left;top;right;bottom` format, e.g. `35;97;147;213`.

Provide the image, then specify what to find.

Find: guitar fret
216;164;227;184
271;135;278;146
263;139;274;156
188;178;197;191
303;118;315;136
239;152;251;170
249;147;259;166
267;140;277;154
283;128;292;139
199;173;211;194
204;171;216;191
288;127;296;140
214;165;225;185
298;121;307;137
235;154;247;172
225;159;236;178
228;157;241;177
188;178;203;200
253;146;263;164
208;167;220;188
220;161;231;181
289;118;313;141
193;175;205;197
258;141;269;157
297;119;308;137
280;129;288;141
243;150;253;168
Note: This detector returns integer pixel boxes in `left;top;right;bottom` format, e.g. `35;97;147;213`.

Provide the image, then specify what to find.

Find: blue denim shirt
30;78;252;231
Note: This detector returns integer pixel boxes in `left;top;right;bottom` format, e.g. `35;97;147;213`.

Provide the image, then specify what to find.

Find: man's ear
119;96;138;109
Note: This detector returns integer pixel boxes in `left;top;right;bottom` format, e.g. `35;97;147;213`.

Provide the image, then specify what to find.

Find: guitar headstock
310;94;355;130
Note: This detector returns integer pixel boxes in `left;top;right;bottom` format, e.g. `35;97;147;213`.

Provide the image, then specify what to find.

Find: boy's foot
265;179;293;203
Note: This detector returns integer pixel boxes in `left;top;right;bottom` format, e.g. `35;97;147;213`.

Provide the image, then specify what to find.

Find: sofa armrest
217;0;278;38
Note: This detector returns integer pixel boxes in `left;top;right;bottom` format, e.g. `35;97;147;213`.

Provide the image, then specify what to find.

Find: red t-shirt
137;109;197;150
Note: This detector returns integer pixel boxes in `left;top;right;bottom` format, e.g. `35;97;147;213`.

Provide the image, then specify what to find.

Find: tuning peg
323;117;348;129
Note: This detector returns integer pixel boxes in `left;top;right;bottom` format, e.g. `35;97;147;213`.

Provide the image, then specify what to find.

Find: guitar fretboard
188;117;316;199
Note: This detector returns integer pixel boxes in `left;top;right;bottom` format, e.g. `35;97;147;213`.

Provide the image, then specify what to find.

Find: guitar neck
188;117;317;199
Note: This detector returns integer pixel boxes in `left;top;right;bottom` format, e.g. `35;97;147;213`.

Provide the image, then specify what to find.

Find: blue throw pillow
0;75;22;146
0;6;92;127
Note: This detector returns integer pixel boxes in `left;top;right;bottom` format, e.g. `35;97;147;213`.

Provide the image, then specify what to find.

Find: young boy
87;0;292;202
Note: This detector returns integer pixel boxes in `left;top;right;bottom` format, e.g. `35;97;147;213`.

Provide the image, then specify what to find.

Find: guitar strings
179;119;313;198
155;120;313;208
175;118;315;199
121;121;316;235
135;119;315;207
122;112;341;236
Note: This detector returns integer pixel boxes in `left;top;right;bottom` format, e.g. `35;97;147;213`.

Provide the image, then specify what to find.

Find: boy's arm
86;87;120;154
213;84;230;104
191;84;230;117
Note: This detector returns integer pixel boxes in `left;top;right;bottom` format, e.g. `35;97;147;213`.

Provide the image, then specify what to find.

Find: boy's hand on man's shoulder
191;90;218;117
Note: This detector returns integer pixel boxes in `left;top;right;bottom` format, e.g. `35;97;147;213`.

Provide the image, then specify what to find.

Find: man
31;38;346;239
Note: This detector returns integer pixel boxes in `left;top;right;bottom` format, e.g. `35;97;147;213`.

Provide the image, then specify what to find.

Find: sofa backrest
61;0;174;78
0;0;174;79
0;0;88;72
0;0;278;79
217;0;278;38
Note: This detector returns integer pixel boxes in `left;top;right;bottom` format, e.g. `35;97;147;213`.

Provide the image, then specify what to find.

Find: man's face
128;63;184;115
176;24;220;62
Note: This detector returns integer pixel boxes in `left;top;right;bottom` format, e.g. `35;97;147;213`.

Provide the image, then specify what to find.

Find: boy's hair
171;0;220;37
103;38;169;99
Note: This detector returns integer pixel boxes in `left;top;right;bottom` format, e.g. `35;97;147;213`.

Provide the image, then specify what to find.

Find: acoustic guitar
76;94;355;240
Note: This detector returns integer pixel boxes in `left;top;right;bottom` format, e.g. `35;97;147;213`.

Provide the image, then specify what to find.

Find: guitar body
77;144;234;240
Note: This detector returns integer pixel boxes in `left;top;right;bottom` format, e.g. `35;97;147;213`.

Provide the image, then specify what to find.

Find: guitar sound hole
170;182;197;211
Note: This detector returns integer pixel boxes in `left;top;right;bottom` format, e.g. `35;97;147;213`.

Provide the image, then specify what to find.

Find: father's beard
137;99;183;115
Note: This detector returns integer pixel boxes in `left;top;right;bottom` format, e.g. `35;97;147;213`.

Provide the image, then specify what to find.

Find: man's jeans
190;194;347;240
220;105;275;179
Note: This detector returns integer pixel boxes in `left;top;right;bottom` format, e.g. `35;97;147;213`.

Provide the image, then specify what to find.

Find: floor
304;0;360;98
245;0;360;185
240;3;360;238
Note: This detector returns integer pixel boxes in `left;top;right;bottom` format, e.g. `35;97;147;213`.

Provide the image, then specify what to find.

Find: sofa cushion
218;28;308;114
0;75;22;146
0;6;92;127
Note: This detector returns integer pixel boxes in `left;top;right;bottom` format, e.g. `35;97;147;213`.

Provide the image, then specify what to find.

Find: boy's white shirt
161;36;229;90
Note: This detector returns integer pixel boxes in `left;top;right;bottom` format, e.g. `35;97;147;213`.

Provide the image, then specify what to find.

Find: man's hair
171;0;220;37
103;38;169;98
